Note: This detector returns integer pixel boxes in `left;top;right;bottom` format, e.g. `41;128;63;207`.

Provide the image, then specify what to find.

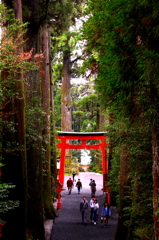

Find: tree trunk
22;1;45;239
13;2;28;238
2;1;28;239
115;150;130;240
50;55;57;197
40;24;55;218
152;123;159;240
61;47;72;161
61;48;72;132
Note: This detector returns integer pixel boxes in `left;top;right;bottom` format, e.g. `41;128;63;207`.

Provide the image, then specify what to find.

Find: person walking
92;199;99;225
89;195;95;222
66;178;74;194
80;196;89;225
89;179;93;187
72;171;76;182
101;202;111;227
76;179;82;194
91;180;96;195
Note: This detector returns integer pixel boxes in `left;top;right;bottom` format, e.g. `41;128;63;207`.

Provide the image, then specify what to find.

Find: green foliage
82;0;159;236
72;85;99;132
53;85;62;130
0;6;37;102
0;162;19;213
53;62;63;83
106;113;153;237
88;159;98;172
51;0;87;86
134;225;154;240
0;4;39;175
26;97;46;145
0;4;38;216
0;182;19;213
78;165;85;172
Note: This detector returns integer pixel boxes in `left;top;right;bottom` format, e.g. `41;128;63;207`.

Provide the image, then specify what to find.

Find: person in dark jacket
91;180;96;195
89;179;93;187
72;171;76;182
80;196;89;225
76;179;82;194
101;202;111;227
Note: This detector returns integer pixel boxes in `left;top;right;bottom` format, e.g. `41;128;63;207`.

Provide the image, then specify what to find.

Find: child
92;199;99;225
101;202;111;227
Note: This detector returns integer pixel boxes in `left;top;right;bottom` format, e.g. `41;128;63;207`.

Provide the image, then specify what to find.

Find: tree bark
40;24;55;218
50;43;57;197
1;1;28;239
115;150;130;240
22;1;45;239
61;47;72;160
152;123;159;240
61;48;72;132
13;2;28;238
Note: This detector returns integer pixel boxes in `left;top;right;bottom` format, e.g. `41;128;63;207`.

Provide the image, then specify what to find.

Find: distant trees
51;0;86;133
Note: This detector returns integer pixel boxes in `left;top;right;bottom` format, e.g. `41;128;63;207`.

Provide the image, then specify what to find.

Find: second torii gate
56;131;109;209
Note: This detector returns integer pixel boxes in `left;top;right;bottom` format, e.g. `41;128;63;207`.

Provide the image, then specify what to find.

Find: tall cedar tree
2;0;56;239
1;1;28;239
83;0;159;239
51;0;86;133
22;0;55;239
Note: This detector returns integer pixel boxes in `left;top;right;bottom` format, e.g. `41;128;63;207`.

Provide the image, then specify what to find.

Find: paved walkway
51;173;118;240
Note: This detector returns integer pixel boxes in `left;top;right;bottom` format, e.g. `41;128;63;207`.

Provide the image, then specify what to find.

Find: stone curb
44;201;58;240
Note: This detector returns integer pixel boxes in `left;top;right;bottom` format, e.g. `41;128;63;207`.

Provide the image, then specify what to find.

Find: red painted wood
58;138;66;186
0;223;4;238
57;143;106;149
56;132;111;206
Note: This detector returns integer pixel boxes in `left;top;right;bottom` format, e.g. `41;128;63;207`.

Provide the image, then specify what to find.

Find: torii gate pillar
56;131;108;209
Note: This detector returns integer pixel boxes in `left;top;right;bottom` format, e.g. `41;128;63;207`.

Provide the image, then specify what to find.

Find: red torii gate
56;131;109;209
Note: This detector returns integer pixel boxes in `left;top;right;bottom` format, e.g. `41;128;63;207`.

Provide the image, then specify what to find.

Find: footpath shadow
51;176;118;240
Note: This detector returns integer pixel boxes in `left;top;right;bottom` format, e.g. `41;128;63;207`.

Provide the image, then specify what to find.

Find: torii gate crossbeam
56;131;109;209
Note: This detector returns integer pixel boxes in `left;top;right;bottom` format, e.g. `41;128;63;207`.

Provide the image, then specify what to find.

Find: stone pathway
51;173;118;240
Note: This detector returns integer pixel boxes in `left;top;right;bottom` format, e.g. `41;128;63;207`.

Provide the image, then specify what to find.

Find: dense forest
0;0;159;240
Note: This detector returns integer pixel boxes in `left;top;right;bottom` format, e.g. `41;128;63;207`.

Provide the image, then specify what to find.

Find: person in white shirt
89;195;95;222
92;199;99;225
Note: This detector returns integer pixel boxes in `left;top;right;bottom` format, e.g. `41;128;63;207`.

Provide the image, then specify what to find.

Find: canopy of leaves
84;0;159;121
